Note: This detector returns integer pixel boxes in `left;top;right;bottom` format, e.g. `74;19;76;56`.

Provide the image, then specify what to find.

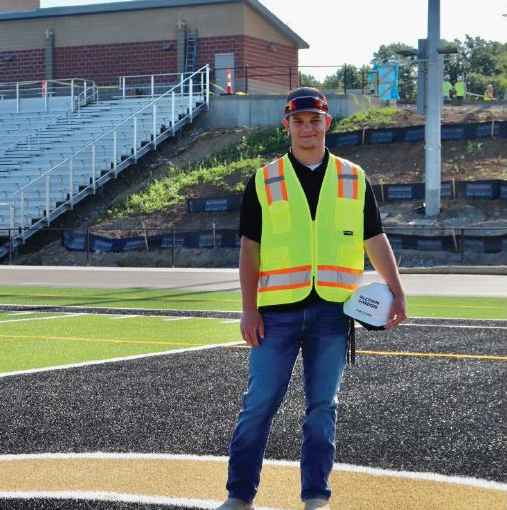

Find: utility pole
424;0;442;216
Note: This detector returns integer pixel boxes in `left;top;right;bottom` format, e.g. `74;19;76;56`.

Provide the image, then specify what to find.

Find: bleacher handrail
118;71;197;99
7;65;209;234
0;78;97;113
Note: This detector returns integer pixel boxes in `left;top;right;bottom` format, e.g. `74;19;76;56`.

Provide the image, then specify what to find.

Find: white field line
221;319;240;323
163;317;193;321
0;341;244;380
0;492;281;510
400;323;507;330
0;453;505;493
109;315;139;320
0;313;86;324
5;311;34;316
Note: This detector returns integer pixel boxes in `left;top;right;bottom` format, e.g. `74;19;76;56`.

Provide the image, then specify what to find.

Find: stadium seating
0;67;209;259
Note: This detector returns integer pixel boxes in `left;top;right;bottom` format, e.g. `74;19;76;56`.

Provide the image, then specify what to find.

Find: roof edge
245;0;309;49
0;0;309;48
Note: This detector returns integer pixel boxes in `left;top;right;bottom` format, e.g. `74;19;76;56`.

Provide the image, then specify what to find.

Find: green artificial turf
0;286;242;311
0;286;505;319
0;311;240;373
0;289;505;374
407;296;507;320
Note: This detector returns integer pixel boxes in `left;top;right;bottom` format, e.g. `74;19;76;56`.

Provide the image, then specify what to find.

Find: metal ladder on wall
184;29;198;75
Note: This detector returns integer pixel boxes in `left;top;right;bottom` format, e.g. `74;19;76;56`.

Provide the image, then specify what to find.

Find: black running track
1;319;505;510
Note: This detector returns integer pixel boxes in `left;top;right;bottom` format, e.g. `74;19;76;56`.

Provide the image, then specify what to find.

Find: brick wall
197;34;244;80
243;35;298;90
54;40;177;85
0;48;44;83
0;34;298;91
197;34;298;92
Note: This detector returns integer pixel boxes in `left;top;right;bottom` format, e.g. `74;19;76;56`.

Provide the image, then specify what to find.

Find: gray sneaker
303;498;330;510
216;497;255;510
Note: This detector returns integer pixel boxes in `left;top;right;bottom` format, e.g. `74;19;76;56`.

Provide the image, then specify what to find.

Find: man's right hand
240;309;265;347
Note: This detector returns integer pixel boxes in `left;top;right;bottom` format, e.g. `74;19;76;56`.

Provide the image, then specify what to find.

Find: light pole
424;0;442;216
396;1;458;216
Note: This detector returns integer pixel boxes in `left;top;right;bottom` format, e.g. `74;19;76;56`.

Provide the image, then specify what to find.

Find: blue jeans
226;301;349;503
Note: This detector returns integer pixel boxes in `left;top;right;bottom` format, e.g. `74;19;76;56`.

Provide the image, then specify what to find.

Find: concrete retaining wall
196;93;383;128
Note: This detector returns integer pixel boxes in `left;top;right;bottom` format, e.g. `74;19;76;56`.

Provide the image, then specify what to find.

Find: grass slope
104;107;399;219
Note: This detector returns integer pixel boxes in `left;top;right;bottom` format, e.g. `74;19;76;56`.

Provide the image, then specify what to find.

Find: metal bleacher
0;66;210;260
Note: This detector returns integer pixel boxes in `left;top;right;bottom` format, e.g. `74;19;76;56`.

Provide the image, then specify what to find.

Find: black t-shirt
239;148;384;312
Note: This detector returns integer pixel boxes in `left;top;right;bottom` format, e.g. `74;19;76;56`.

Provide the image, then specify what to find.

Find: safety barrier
326;120;507;148
185;180;506;214
187;195;242;212
373;179;507;202
1;226;504;264
53;227;506;255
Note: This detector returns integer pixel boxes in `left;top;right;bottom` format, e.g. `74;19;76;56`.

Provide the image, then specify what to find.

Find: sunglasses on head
284;96;329;116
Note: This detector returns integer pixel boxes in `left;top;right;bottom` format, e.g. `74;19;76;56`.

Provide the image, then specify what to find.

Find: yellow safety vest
255;154;366;307
454;81;465;97
443;81;452;97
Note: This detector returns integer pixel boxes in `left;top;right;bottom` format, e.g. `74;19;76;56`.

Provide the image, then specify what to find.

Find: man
217;87;407;510
442;75;453;102
454;76;466;103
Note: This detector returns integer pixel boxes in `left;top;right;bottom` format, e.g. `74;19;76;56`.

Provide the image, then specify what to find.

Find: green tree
322;65;365;91
372;37;507;99
298;72;322;88
442;36;507;96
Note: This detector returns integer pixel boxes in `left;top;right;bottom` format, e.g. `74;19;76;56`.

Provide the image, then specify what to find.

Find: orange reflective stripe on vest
258;264;312;293
316;265;363;290
263;159;288;205
335;158;358;199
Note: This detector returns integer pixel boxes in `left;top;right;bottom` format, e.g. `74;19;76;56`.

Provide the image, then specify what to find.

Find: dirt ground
14;104;507;267
379;104;507;128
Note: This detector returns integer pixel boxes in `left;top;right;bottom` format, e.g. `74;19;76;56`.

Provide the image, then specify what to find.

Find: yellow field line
356;350;507;361
0;333;200;347
223;345;506;361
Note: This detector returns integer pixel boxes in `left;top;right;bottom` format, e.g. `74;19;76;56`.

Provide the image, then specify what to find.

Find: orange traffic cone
226;66;232;94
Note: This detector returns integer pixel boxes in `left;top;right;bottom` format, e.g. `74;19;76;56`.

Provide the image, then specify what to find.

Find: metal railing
0;78;98;113
2;65;210;248
118;71;199;99
211;65;372;95
0;79;98;161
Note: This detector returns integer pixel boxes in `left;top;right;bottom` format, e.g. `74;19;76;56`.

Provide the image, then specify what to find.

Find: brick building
0;0;308;93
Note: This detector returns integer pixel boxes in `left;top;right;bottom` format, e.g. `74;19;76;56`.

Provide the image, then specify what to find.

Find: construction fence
326;120;507;148
1;226;504;266
186;179;506;213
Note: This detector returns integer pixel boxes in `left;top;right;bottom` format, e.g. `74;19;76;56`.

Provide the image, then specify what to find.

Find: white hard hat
343;281;394;329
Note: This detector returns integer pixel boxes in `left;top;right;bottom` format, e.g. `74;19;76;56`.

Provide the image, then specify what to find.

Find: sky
41;0;507;79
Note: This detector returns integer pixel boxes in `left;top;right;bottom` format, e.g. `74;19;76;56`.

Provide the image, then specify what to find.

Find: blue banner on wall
62;228;506;255
187;195;242;212
326;120;507;148
372;179;506;202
